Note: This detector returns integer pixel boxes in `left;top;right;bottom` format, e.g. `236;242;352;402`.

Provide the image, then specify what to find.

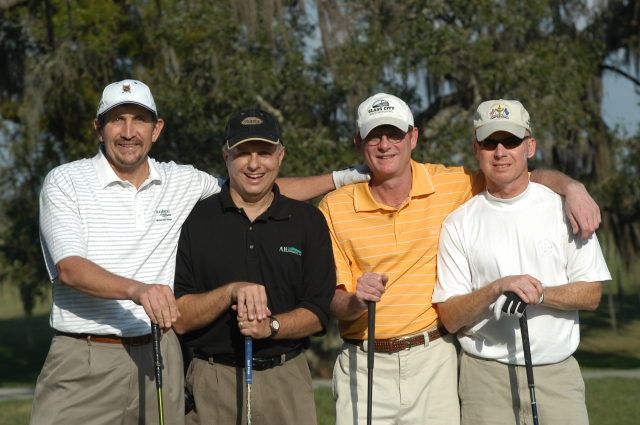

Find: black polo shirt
174;181;336;358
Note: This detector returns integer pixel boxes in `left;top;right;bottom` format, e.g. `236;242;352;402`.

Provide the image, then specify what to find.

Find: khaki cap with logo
474;99;531;141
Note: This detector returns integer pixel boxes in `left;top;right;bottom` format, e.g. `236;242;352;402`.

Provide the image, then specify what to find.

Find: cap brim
226;135;281;149
359;117;410;138
98;101;157;117
476;122;526;141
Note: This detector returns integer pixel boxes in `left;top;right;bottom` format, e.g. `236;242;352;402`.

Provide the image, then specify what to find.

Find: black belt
194;346;303;371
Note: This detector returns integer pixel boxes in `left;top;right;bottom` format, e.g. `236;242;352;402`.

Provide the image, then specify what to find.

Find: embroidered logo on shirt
279;246;302;256
155;209;172;222
537;239;554;256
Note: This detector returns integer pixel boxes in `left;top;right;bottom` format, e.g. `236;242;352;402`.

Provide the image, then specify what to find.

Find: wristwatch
268;316;280;338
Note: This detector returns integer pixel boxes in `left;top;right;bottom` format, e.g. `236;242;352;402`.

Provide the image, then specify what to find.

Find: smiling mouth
244;173;265;180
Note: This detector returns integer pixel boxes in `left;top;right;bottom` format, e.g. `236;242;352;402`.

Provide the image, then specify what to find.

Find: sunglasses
477;136;531;150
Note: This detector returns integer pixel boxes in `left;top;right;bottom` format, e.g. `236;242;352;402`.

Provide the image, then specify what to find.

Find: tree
0;0;639;321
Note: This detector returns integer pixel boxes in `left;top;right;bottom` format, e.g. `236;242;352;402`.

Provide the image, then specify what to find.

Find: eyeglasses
364;130;408;146
477;135;531;150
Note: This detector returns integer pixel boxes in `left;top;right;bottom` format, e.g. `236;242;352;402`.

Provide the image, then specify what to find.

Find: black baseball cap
224;108;283;149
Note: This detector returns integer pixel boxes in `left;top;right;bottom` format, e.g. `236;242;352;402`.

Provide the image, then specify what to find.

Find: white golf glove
332;164;371;189
492;290;545;321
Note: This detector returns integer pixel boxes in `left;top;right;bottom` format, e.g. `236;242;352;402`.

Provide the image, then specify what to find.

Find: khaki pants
185;352;316;425
333;332;460;425
30;329;184;425
459;351;588;425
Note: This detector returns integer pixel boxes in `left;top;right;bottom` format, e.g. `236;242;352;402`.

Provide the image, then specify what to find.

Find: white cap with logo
357;93;414;138
474;99;531;141
96;79;157;117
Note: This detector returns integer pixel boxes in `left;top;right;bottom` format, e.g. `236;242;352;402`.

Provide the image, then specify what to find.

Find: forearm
330;288;367;321
276;174;335;201
542;281;602;311
174;287;233;334
530;169;582;196
436;284;499;333
56;256;143;300
272;308;323;340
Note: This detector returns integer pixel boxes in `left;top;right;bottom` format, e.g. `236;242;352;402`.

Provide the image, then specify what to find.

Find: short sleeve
39;177;87;278
197;171;223;200
433;219;474;303
297;207;337;334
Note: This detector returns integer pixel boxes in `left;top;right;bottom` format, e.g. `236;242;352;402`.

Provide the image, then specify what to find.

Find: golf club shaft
519;311;539;425
367;301;376;425
245;336;253;425
151;323;165;425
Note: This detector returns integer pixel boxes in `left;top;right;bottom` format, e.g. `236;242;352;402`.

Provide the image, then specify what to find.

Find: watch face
272;318;280;331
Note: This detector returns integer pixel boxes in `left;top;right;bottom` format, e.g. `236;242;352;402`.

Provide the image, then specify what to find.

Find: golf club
367;301;376;425
151;323;165;425
245;336;253;425
519;310;539;425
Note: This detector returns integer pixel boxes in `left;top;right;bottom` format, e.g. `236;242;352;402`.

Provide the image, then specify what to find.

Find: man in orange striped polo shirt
318;93;601;425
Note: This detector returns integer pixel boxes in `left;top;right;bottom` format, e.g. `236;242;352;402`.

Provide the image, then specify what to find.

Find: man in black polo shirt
173;108;336;425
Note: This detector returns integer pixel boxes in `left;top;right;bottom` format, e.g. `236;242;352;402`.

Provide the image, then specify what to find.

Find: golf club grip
151;323;162;389
245;337;253;385
368;302;375;368
367;301;376;425
519;311;534;385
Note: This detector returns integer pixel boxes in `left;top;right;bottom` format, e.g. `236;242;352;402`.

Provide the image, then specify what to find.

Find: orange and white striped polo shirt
318;159;485;339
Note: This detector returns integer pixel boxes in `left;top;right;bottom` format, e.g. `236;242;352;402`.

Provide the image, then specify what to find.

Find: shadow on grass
0;313;53;387
574;351;640;369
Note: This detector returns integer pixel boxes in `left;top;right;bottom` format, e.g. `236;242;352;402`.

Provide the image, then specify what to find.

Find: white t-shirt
39;146;221;336
432;182;611;365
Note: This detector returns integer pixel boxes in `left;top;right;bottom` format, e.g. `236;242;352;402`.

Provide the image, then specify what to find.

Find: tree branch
0;0;28;12
601;64;640;87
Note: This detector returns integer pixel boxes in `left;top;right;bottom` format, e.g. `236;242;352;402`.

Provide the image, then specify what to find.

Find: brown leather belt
344;327;449;353
54;329;168;346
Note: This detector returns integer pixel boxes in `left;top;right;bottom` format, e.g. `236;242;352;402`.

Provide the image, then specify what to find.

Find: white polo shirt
433;182;611;365
39;146;221;336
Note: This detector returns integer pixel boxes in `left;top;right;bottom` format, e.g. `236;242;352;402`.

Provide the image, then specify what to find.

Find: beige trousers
333;333;460;425
185;352;316;425
30;329;184;425
459;351;589;425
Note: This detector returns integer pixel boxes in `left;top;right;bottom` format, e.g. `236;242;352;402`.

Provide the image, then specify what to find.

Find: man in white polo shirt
433;99;611;425
32;80;369;425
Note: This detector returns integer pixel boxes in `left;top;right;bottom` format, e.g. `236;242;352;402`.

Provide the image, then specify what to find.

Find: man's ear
354;133;364;155
473;140;480;160
93;118;103;142
526;137;537;159
278;146;285;165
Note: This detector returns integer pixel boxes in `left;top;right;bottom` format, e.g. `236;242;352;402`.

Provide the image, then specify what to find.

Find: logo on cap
122;84;131;93
372;99;390;108
489;104;510;120
241;117;263;125
368;99;395;115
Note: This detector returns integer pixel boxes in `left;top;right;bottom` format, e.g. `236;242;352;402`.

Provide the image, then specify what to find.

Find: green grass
0;399;32;425
1;380;637;424
315;387;335;425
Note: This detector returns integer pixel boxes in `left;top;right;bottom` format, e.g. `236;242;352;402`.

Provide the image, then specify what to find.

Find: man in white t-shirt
433;99;611;425
32;80;369;425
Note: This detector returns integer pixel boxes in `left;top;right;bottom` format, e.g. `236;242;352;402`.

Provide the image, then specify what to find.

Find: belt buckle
398;335;415;351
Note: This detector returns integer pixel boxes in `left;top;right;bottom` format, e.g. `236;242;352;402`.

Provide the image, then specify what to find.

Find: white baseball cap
474;99;531;141
357;93;414;138
96;80;157;117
